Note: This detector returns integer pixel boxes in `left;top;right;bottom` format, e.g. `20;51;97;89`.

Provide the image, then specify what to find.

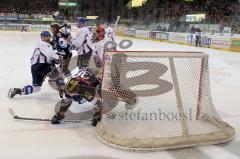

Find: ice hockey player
51;67;102;126
105;22;115;43
74;17;93;68
65;24;72;34
195;25;202;47
8;31;64;98
50;23;72;78
104;21;117;51
89;25;106;78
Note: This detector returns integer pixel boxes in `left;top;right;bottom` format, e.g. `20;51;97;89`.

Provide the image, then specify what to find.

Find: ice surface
0;31;240;159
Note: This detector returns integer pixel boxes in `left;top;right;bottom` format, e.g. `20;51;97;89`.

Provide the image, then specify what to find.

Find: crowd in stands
131;0;239;33
0;0;58;14
141;0;238;23
0;0;239;33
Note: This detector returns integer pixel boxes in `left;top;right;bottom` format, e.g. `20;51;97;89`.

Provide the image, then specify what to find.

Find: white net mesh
96;51;235;151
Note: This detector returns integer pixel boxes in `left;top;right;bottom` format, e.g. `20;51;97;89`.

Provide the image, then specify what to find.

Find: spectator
190;25;195;34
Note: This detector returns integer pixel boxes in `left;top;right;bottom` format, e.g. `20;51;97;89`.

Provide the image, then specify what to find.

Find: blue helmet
40;31;51;38
77;17;87;26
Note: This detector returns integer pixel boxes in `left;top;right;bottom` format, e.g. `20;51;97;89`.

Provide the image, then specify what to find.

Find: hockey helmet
40;31;51;38
77;17;87;27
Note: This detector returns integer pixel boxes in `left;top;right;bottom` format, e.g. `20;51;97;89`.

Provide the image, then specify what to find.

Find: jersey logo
85;91;93;101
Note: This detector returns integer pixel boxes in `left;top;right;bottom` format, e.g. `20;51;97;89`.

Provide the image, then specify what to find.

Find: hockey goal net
96;51;235;151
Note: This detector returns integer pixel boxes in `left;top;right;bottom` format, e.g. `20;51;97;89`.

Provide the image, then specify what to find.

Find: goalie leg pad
55;78;65;88
59;98;73;112
91;97;101;109
61;55;72;75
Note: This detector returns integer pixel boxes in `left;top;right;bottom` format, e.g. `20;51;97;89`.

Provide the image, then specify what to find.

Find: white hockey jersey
106;26;115;41
88;39;105;76
94;40;105;61
58;37;69;48
75;26;93;55
30;40;59;66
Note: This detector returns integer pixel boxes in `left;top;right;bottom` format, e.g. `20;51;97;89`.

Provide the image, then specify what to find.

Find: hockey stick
52;11;68;33
9;108;51;122
114;16;121;27
8;108;89;123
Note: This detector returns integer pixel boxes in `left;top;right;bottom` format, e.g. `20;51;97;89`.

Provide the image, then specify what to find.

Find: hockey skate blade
8;108;17;118
7;89;13;98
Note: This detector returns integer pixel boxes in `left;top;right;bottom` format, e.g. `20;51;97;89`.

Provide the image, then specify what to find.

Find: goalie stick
8;108;90;123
